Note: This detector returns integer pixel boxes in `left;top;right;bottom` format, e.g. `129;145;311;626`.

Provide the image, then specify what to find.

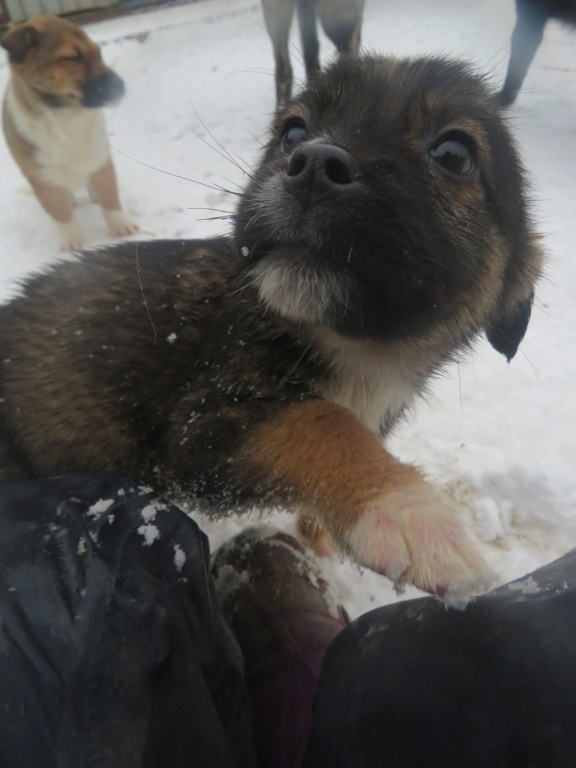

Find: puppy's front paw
57;218;84;252
103;209;139;238
346;485;496;606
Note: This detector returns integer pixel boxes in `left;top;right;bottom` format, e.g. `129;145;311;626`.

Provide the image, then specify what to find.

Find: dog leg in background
30;181;83;251
240;400;495;605
89;160;138;239
317;0;364;57
296;0;321;83
500;3;547;106
261;0;296;109
261;0;364;109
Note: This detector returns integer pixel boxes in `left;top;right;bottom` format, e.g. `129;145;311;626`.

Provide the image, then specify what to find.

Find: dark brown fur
0;55;543;601
261;0;364;108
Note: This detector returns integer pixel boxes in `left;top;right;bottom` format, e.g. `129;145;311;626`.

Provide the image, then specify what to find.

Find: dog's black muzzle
82;69;125;108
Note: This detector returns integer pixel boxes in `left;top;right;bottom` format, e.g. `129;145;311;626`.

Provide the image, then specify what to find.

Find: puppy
0;55;543;604
262;0;364;108
1;15;138;250
500;0;576;106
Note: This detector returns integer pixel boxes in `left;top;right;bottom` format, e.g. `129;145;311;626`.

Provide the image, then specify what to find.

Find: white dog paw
103;209;139;238
346;485;496;606
57;218;84;252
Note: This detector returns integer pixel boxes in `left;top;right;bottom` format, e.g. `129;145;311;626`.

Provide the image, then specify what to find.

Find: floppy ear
1;23;39;64
486;293;533;362
480;110;543;363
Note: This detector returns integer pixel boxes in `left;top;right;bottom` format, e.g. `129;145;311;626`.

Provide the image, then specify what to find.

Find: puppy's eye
281;119;308;149
430;133;476;177
61;50;84;64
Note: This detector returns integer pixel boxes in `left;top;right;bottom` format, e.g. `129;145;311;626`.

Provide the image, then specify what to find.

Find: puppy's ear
483;218;543;363
1;23;39;64
486;293;533;362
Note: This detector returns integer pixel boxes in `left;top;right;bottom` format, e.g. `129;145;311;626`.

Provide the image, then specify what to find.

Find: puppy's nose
82;70;125;108
284;144;357;207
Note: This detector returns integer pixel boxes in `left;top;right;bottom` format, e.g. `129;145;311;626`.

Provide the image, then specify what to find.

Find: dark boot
212;526;348;768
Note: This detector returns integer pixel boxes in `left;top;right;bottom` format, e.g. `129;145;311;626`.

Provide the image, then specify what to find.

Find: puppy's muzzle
82;69;125;108
284;144;358;210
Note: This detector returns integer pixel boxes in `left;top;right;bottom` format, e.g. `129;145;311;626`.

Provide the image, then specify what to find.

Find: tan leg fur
241;399;495;604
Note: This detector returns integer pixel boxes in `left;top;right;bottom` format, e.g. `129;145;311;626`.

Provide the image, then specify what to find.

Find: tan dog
1;15;137;250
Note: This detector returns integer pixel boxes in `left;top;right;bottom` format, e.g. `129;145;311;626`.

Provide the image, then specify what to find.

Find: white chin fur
247;256;350;325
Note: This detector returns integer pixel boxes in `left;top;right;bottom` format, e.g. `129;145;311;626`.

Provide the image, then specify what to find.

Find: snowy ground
1;0;575;617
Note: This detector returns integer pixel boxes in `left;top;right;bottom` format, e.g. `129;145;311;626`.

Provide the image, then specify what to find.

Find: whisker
135;243;157;344
214;174;245;190
211;184;243;198
478;42;511;77
111;146;240;197
184;120;247;177
186;206;234;214
186;95;254;176
196;215;235;222
279;336;315;386
518;348;540;384
242;127;266;148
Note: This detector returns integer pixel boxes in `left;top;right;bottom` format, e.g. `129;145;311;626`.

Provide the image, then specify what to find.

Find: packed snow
1;0;575;617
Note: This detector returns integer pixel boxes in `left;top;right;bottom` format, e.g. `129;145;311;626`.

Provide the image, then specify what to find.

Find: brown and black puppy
262;0;364;108
0;55;543;604
1;15;138;250
500;0;576;106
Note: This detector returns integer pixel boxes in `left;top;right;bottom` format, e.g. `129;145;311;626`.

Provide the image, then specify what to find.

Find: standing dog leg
30;181;83;251
318;0;364;56
500;3;547;106
296;0;321;83
262;0;296;109
89;160;138;239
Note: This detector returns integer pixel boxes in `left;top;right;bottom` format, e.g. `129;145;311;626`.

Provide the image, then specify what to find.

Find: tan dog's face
1;15;124;108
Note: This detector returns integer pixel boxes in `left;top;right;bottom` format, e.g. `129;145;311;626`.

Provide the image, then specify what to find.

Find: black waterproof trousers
0;472;256;768
304;550;576;767
2;472;576;767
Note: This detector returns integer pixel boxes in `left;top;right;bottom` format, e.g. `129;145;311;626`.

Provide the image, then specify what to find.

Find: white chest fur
310;328;428;434
7;86;111;190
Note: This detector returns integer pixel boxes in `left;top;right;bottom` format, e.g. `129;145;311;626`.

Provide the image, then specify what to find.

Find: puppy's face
235;56;542;360
1;15;124;108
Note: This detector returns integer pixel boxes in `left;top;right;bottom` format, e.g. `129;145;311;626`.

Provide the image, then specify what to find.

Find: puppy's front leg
240;400;495;603
89;159;138;238
30;181;83;251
